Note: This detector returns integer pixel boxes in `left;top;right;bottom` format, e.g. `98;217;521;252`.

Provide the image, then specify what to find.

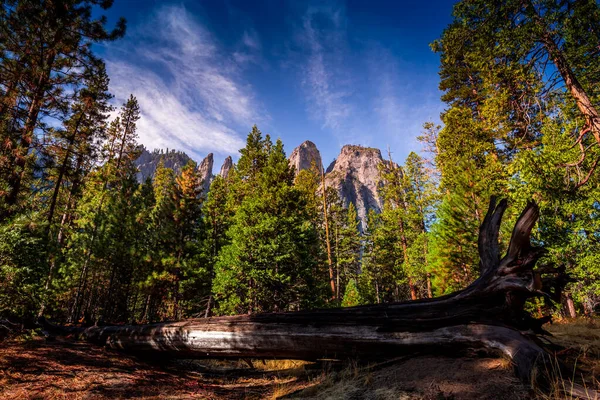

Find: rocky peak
134;146;192;183
219;156;233;179
289;140;323;174
197;153;214;197
325;145;385;232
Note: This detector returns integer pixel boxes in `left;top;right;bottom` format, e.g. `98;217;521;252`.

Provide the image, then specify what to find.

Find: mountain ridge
135;141;387;229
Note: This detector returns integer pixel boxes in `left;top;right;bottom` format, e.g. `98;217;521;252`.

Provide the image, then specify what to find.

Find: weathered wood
43;198;594;396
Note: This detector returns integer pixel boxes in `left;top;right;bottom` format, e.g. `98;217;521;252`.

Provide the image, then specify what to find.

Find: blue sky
97;0;455;169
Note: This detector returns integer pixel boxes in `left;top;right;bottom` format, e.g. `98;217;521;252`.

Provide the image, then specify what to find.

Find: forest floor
0;318;598;400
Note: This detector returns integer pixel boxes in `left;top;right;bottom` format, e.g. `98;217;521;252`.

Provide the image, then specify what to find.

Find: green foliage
428;0;600;313
0;0;125;218
363;152;436;301
341;279;362;307
0;214;47;319
212;129;324;314
2;0;600;325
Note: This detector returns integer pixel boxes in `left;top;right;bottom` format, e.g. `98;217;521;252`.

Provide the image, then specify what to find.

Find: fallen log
42;199;594;396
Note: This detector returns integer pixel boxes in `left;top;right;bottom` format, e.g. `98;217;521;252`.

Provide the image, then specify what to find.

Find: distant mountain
324;145;387;232
135;146;192;182
197;153;213;198
288;142;387;232
289;140;323;174
219;156;233;179
134;147;231;197
136;142;388;230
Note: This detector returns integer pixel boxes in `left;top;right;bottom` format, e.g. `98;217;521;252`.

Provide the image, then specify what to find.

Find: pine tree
143;160;177;321
62;96;141;322
0;0;126;218
201;174;233;317
430;0;600;301
294;165;332;302
212;129;322;315
341;279;363;307
45;61;113;230
173;160;204;319
360;209;404;303
39;62;113;315
434;0;600;148
333;202;361;301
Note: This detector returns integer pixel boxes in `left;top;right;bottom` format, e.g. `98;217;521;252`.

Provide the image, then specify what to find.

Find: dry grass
547;318;600;359
535;317;600;400
253;359;311;372
285;356;529;400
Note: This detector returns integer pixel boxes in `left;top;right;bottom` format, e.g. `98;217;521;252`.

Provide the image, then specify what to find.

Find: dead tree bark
42;199;580;391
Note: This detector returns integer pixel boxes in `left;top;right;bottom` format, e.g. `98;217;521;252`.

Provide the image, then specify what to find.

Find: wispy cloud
298;4;353;131
105;5;263;160
233;29;265;67
368;47;444;157
291;2;443;157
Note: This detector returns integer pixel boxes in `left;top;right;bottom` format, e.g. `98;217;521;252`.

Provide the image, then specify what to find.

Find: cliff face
324;145;385;232
289;140;323;174
135;146;192;182
137;141;386;231
135;147;235;198
219;156;233;179
197;153;214;198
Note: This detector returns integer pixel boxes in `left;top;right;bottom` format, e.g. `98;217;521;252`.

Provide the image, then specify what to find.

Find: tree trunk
541;33;600;144
565;293;577;319
525;0;600;144
398;216;417;300
321;167;335;297
5;50;58;208
426;273;433;299
42;199;581;392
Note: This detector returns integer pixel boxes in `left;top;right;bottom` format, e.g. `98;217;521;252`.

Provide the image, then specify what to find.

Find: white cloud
298;4;353;130
232;29;265;68
242;30;261;51
368;47;444;157
105;5;262;160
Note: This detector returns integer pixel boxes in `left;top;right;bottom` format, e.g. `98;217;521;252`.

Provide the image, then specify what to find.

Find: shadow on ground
0;338;552;399
0;338;300;399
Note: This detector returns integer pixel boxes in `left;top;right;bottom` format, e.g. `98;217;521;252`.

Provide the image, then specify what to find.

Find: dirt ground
0;339;529;400
0;319;598;400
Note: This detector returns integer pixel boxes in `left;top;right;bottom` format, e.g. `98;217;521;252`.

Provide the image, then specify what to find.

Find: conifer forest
1;1;600;399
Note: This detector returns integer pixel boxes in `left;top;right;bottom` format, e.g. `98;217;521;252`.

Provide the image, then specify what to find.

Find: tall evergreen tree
61;95;141;322
212;128;323;314
201;174;233;317
332;201;361;302
430;0;600;306
0;0;126;218
172;160;204;319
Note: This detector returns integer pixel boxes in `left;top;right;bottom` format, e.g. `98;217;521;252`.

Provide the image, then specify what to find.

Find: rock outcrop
289;140;323;174
197;153;214;197
134;147;219;198
325;145;385;232
136;141;386;231
135;146;192;182
219;156;233;179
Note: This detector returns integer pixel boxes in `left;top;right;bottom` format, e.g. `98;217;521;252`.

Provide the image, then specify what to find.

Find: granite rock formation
135;146;192;182
324;145;386;232
289;140;323;174
197;153;214;198
219;156;233;179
